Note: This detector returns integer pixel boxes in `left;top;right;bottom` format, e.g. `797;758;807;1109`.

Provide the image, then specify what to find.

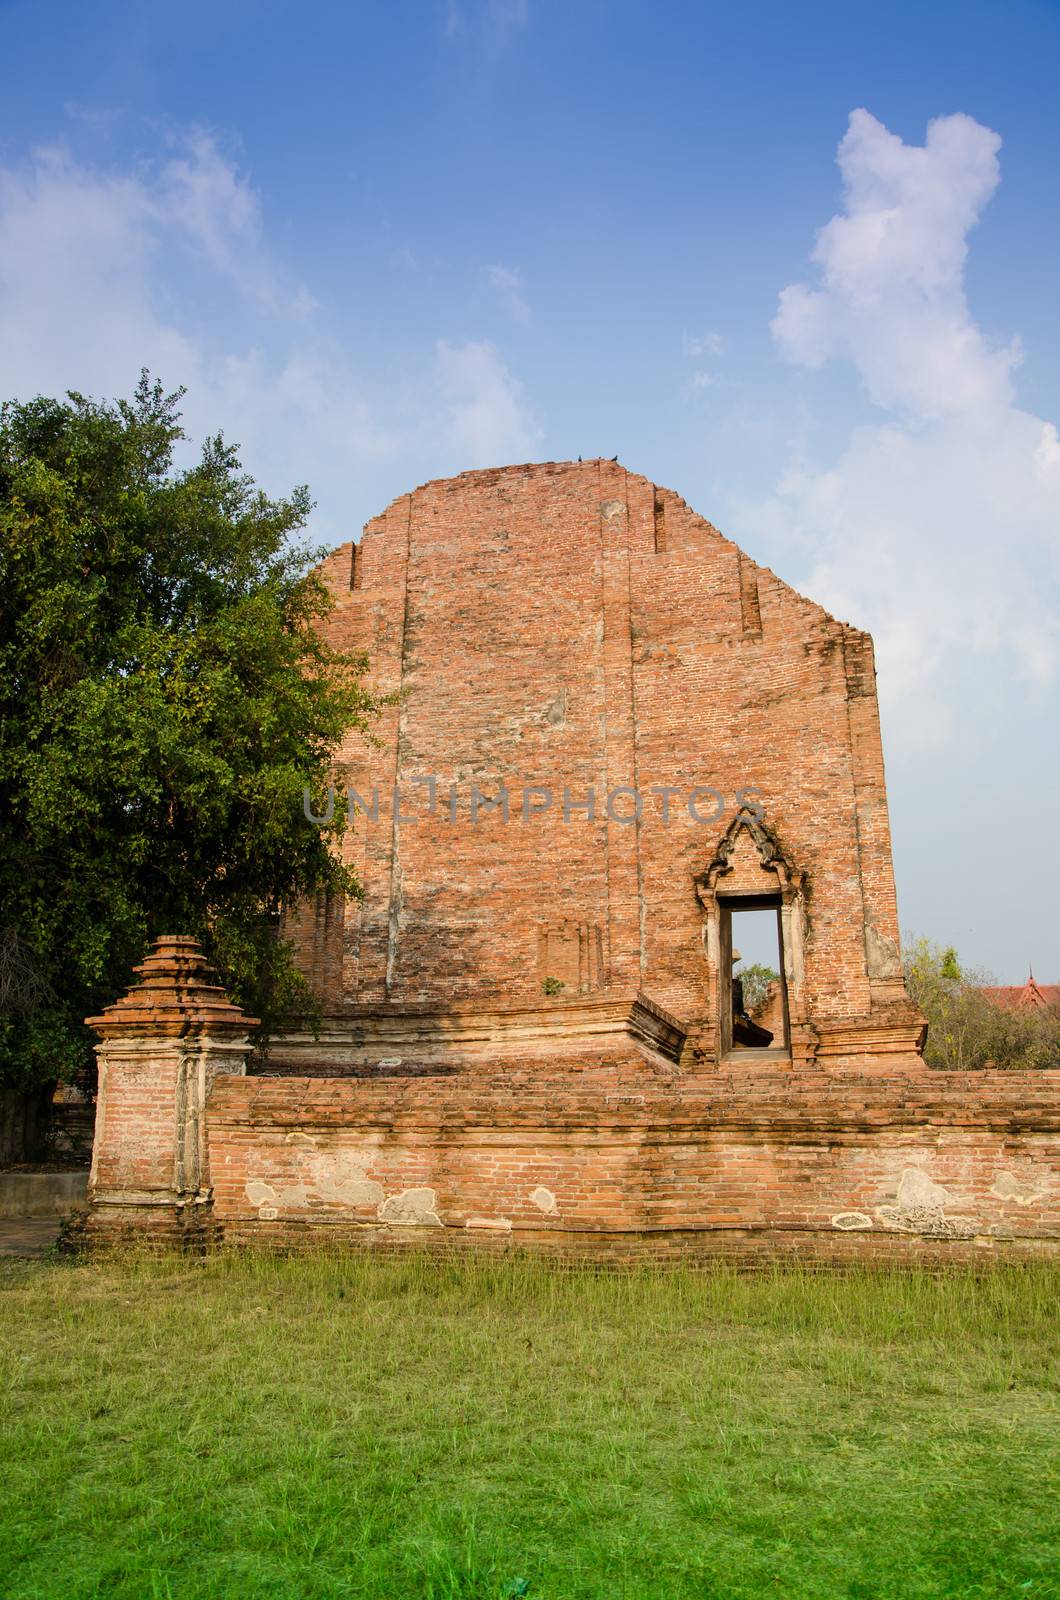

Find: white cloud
683;331;723;360
0;133;540;539
682;330;723;392
773;110;1016;421
434;338;540;465
0;135;309;419
444;3;465;41
752;110;1060;747
484;262;530;322
156;130;302;309
0;143;192;404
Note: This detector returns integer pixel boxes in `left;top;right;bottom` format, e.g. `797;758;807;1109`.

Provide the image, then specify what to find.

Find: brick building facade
285;457;920;1066
83;462;1060;1259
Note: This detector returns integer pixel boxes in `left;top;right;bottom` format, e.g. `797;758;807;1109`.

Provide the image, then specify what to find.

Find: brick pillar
84;936;258;1250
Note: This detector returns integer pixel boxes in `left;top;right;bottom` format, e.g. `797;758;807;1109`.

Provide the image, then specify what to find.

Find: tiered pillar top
86;936;259;1041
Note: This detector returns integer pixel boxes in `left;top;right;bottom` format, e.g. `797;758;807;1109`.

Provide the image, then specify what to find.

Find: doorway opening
718;895;790;1058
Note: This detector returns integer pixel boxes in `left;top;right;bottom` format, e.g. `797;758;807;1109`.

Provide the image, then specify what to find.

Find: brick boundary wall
204;1066;1060;1266
76;941;1060;1263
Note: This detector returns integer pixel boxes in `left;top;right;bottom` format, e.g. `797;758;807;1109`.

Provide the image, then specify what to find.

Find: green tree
940;946;961;981
0;375;380;1095
904;936;1060;1070
736;962;779;1013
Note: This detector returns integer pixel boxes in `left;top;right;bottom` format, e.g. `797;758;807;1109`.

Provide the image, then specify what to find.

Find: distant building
981;975;1060;1013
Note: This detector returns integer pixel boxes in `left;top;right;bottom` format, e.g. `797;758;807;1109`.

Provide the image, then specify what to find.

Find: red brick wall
90;1050;182;1197
292;461;907;1047
207;1067;1060;1262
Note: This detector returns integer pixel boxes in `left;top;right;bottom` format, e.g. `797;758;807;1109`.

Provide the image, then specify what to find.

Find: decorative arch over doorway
695;808;809;1064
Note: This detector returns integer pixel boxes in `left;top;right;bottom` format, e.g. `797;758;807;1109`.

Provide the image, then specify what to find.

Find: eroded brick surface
293;459;914;1058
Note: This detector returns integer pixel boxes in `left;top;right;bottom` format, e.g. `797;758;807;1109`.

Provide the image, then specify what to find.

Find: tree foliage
736;962;779;1013
904;937;1060;1070
0;375;380;1089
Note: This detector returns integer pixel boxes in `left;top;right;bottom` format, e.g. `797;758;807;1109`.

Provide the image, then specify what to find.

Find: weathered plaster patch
831;1211;872;1231
284;1131;317;1147
875;1167;977;1239
990;1170;1044;1207
897;1168;954;1211
876;1206;911;1232
245;1178;308;1211
894;1208;978;1239
309;1151;384;1208
258;1205;278;1221
865;923;902;980
378;1187;442;1226
465;1216;513;1231
245;1180;278;1207
530;1186;558;1215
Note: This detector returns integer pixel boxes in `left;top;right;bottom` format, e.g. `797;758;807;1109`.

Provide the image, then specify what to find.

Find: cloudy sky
2;0;1058;980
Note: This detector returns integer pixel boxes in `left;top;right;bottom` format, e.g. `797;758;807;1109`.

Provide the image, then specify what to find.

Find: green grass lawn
1;1253;1058;1599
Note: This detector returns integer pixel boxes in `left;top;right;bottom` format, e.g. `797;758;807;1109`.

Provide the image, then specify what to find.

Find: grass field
1;1253;1058;1599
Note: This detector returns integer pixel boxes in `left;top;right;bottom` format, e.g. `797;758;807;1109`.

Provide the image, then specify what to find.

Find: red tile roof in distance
981;976;1060;1013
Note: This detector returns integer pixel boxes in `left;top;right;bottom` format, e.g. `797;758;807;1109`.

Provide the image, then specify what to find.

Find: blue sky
2;0;1059;980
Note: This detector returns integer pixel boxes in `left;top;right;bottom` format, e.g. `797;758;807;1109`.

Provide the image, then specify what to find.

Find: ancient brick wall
207;1067;1060;1263
294;460;910;1064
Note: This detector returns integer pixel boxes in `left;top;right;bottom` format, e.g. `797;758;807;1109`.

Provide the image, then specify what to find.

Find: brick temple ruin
84;460;1060;1260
